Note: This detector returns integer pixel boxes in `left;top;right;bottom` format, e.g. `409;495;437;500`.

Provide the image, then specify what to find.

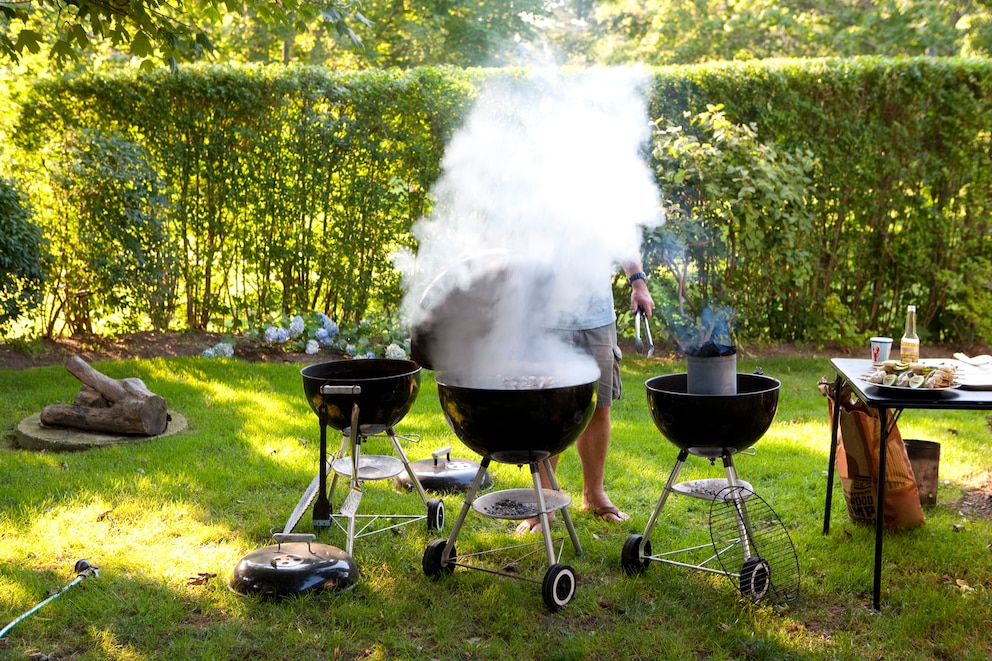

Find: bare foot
586;503;630;523
514;512;556;535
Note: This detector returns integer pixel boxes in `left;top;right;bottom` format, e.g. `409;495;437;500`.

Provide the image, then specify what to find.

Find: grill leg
641;448;690;548
312;407;332;527
325;431;348;509
530;461;558;566
722;453;755;559
389;426;431;506
722;452;742;488
540;457;582;556
441;456;491;561
342;403;363;557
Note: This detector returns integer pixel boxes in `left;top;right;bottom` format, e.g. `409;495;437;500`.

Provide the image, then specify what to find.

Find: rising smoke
393;67;664;385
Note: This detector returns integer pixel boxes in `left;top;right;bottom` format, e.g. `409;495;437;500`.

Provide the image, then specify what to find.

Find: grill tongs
635;307;654;358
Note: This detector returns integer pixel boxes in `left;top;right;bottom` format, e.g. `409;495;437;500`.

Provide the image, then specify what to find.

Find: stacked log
40;357;169;436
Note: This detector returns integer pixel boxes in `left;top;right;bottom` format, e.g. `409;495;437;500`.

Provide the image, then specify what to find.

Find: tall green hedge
6;58;992;345
0;177;46;333
649;57;992;343
12;65;473;334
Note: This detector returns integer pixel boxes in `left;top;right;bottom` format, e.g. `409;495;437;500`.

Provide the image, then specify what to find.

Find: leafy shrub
10;60;992;345
648;105;819;343
44;129;178;334
0;178;46;332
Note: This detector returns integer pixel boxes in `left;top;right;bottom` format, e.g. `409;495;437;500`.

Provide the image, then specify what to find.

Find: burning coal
393;67;664;383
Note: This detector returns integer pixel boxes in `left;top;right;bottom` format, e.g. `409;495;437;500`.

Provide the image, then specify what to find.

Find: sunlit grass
1;354;992;659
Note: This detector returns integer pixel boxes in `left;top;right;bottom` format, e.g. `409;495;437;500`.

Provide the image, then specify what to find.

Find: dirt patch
0;331;326;370
956;471;992;521
3;332;989;370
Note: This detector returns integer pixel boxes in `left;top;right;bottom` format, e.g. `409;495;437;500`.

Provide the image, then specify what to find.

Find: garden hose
0;560;98;639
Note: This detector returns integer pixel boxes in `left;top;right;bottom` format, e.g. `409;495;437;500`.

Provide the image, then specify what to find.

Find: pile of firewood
40;356;169;436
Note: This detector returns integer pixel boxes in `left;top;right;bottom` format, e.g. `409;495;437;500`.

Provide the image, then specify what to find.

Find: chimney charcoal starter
685;340;738;395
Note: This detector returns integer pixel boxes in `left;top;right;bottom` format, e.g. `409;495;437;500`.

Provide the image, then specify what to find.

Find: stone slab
15;411;188;452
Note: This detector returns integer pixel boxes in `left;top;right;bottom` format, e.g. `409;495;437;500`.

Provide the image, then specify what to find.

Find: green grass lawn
2;352;991;660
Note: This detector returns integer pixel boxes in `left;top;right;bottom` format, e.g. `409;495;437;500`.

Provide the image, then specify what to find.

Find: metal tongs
634;307;654;358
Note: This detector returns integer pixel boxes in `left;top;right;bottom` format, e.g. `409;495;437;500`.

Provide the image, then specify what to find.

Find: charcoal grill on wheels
422;374;596;611
294;359;445;556
621;372;800;603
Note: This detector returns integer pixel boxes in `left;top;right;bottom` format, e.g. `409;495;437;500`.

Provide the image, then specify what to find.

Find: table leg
872;406;886;610
872;406;901;610
823;376;843;535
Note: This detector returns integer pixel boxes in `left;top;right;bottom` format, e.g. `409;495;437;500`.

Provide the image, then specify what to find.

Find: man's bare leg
515;406;627;534
575;406;628;521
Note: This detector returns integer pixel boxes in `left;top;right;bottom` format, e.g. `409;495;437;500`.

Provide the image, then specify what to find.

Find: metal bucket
904;439;940;507
686;354;737;395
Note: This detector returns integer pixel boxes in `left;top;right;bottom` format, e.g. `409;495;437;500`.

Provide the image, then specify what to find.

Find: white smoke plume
393;66;664;385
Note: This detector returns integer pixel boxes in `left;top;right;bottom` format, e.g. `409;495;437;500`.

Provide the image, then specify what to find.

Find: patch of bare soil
3;332;988;370
0;331;325;370
956;472;992;521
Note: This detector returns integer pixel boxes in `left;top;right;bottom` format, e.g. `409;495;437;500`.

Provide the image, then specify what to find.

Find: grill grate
709;485;800;603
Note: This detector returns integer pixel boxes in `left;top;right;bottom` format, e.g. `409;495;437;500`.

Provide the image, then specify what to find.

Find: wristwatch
627;272;646;286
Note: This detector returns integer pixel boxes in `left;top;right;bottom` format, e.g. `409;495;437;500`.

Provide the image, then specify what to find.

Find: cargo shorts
556;323;622;408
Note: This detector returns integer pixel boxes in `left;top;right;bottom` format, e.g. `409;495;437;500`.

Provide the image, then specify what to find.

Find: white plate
861;380;959;394
955;375;992;390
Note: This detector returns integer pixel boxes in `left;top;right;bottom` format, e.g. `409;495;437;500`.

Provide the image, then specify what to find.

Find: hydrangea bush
258;311;411;359
200;311;412;360
201;341;235;359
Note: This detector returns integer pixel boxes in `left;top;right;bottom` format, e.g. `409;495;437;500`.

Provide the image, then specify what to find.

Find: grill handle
272;533;317;551
431;446;453;467
320;385;362;396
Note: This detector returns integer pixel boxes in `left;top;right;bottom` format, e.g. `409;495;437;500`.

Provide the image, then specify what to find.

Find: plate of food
865;381;960;394
860;360;959;393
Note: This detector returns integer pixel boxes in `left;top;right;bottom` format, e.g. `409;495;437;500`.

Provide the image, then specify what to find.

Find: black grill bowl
436;378;597;464
645;373;780;456
301;359;421;434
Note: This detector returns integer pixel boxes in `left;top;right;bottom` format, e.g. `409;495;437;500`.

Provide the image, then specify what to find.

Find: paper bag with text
820;381;924;530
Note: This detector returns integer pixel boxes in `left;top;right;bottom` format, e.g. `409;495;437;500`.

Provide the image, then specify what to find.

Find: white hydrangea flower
214;342;234;358
305;340;320;355
201;348;216;358
263;326;280;343
385;343;406;360
289;315;305;338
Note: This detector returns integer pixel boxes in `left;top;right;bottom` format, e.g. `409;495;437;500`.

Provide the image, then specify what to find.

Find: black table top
831;358;992;410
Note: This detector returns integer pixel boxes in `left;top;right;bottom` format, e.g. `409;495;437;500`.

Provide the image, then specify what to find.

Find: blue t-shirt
552;285;616;331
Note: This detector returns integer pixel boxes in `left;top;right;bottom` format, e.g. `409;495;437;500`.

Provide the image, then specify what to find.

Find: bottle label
900;338;920;363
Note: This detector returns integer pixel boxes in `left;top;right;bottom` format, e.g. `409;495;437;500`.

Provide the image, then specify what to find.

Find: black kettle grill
620;371;800;604
421;370;597;611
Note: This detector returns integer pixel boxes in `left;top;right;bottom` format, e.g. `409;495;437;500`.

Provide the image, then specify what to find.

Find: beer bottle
900;305;920;363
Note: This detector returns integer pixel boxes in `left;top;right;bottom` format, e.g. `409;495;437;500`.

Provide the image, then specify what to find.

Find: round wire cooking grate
709;485;800;604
